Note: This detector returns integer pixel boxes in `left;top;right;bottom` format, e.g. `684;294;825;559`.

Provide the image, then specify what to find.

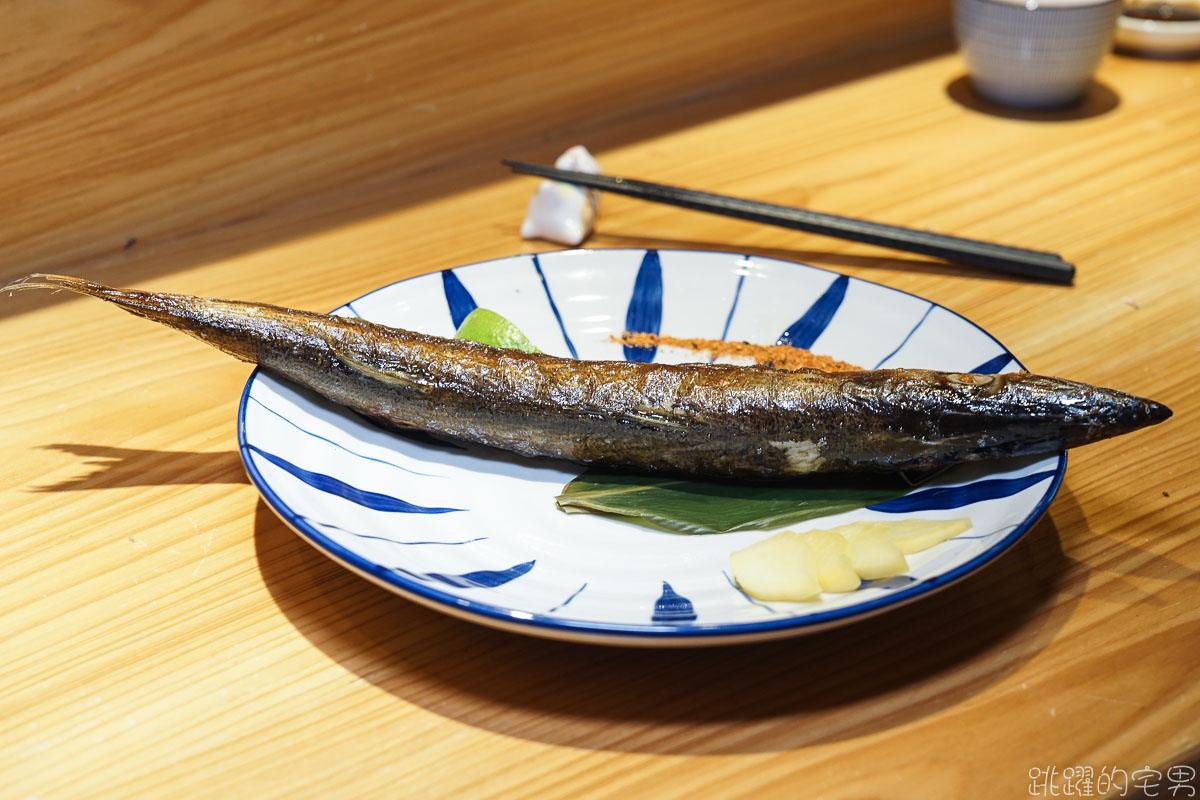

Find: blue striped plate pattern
238;249;1065;646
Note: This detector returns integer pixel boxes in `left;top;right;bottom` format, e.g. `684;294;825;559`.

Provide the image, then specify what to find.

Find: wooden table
2;22;1197;800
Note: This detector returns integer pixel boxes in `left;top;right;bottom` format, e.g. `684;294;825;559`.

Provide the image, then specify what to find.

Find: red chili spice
617;332;860;372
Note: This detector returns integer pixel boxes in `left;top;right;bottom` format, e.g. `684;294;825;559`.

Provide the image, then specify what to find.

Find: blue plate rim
237;247;1067;643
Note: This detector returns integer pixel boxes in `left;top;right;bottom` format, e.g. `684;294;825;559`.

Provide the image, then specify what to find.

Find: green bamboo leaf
555;470;920;534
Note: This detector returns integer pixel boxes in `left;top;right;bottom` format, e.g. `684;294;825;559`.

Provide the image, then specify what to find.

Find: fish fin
330;341;431;393
619;409;690;431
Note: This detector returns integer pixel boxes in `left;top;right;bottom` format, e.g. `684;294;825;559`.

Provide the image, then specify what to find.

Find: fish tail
2;273;310;366
4;273;119;297
3;273;173;318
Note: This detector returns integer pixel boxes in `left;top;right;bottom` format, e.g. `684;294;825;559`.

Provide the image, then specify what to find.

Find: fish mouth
1145;400;1173;425
1040;385;1172;451
1088;392;1172;441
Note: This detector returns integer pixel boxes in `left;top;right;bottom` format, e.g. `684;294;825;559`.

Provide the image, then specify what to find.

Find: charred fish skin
3;274;1171;479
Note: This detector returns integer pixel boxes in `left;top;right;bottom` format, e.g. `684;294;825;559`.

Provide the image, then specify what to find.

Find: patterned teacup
955;0;1122;108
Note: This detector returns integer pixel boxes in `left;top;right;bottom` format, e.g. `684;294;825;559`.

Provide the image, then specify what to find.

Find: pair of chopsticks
502;159;1075;284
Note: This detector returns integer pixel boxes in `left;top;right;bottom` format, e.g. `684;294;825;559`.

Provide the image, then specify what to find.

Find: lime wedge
453;308;542;353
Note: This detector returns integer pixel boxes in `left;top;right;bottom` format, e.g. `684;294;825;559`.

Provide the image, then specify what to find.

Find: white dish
238;249;1065;647
1116;9;1200;56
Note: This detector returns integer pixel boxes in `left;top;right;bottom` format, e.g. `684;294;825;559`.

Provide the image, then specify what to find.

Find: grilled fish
4;274;1171;478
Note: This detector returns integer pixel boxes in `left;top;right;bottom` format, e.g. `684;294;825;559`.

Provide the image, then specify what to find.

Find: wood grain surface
0;0;947;285
2;5;1198;799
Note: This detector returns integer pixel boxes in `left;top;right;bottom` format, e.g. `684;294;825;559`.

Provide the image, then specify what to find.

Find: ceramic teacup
955;0;1122;108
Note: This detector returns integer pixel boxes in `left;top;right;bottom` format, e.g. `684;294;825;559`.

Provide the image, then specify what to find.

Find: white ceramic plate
1115;10;1200;56
238;249;1064;646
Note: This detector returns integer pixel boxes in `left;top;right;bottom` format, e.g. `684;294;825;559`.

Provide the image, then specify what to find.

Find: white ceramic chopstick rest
519;145;601;246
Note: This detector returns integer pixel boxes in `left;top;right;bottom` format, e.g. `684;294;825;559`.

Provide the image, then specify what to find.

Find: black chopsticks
502;159;1075;284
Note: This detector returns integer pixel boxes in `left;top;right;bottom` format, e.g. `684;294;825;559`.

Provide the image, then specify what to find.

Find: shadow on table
253;483;1105;755
0;33;957;319
945;75;1121;121
30;444;248;492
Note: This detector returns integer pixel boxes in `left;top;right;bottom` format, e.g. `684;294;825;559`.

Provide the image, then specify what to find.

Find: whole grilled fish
5;274;1170;478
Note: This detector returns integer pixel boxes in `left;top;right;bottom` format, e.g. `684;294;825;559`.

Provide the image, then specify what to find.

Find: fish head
908;370;1172;452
